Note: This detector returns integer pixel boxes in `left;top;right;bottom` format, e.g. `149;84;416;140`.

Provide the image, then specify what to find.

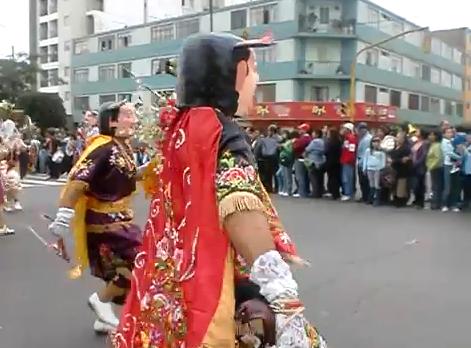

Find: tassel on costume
218;191;265;221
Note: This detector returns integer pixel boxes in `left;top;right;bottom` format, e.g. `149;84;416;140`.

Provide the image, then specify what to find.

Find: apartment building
432;28;471;123
69;0;466;125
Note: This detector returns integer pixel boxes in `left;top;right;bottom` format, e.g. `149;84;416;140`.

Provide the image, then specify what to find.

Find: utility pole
11;46;15;60
348;26;429;122
209;0;213;32
143;0;148;24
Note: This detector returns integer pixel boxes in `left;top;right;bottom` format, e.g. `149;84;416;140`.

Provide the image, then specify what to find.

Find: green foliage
18;93;66;130
0;57;38;103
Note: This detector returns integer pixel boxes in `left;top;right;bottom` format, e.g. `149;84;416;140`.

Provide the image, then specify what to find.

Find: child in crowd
363;136;386;206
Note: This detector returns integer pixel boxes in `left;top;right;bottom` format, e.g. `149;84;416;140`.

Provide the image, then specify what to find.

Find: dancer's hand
48;207;75;237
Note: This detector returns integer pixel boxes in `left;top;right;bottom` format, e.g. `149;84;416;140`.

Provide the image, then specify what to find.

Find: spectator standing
292;123;312;197
390;131;412;207
461;134;471;210
324;127;342;199
363;136;386;206
411;128;429;208
340;122;357;201
254;125;280;193
356;122;372;203
277;130;293;196
134;146;150;166
304;129;326;198
426;130;443;210
441;127;461;212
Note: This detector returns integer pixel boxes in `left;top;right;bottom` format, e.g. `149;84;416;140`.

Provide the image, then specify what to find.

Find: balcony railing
298;16;356;35
297;61;347;76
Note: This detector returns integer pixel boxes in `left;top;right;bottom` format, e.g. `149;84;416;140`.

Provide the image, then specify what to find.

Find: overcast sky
0;0;469;58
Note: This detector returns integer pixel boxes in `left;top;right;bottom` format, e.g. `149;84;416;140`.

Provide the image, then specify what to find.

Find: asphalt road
1;186;471;348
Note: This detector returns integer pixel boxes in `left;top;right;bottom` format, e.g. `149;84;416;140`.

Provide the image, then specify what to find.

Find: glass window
445;100;453;115
40;23;48;40
49;0;57;14
151;24;175;42
390;55;402;73
231;9;247;30
118;33;132;48
98;65;115;81
256;84;276;102
99;36;115;51
390;90;401;107
39;46;48;64
364;85;377;103
250;4;277;26
319;7;330;24
74;40;89;55
431;98;440;113
99;95;116;105
310;86;329;101
49;69;59;86
366;48;378;67
367;6;379;27
151;57;177;75
420;96;430;112
49;20;58;38
118;63;132;78
73;68;89;83
176;19;199;39
457;103;463;117
40;71;48;88
254;46;276;63
49;44;58;62
39;0;47;16
118;93;133;102
408;94;419;110
431;67;440;84
74;96;90;111
421;65;431;81
441;71;452;87
452;75;463;90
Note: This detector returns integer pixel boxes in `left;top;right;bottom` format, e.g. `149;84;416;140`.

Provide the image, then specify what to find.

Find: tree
18;93;66;130
0;55;38;103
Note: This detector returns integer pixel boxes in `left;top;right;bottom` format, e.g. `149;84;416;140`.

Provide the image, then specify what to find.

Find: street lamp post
349;26;429;122
209;0;214;32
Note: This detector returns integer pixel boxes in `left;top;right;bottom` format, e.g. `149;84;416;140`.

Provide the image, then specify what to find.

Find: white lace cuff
57;207;75;227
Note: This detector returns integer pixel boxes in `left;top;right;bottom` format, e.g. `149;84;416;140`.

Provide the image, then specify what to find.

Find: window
99;65;115;81
49;44;58;62
250;4;277;26
118;33;131;48
441;70;452;87
74;40;89;55
151;24;175;42
99;95;116;105
408;94;419;110
431;67;440;84
256;84;276;102
64;67;70;78
254;46;276;63
319;7;330;24
40;71;48;88
311;86;329;101
39;0;47;16
118;93;133;102
39;46;48;64
176;19;199;39
99;36;115;51
49;0;57;14
364;85;377;103
421;65;431;81
73;68;89;83
74;96;90;111
452;75;462;90
64;92;70;101
390;55;402;73
390;90;401;107
151;57;177;75
367;6;379;27
431;98;440;113
118;63;132;78
64;15;70;26
420;96;430;112
445;100;453;115
49;20;58;38
365;49;378;67
231;9;247;30
457;103;463;117
64;40;71;52
49;69;59;86
40;23;48;40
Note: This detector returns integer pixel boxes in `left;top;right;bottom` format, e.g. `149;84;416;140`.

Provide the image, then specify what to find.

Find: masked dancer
114;33;327;348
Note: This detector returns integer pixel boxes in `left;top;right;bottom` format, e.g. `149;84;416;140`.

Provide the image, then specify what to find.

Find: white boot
0;225;14;236
4;201;13;212
93;319;116;335
14;201;22;211
88;292;119;327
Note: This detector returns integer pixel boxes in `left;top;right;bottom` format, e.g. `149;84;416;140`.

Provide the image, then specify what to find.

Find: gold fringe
218;192;265;221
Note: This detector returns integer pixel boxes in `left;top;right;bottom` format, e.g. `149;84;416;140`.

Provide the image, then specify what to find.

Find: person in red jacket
340;122;357;201
293;123;312;197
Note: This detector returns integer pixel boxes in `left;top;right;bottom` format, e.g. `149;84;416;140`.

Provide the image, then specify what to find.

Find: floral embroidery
109;143;137;178
70;159;95;181
96;243;132;282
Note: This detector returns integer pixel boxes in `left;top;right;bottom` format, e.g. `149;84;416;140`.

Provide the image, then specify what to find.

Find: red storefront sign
247;102;397;125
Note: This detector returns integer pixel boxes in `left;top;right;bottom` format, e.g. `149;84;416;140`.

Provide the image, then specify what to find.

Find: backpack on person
279;141;294;166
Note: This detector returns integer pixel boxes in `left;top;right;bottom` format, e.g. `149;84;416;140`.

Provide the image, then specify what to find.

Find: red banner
248;102;397;124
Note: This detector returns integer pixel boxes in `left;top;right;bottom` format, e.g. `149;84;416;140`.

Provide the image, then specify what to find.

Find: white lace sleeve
249;250;327;348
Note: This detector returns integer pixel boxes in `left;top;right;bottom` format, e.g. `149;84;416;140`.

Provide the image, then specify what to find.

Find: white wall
276;39;295;62
305;39;341;62
277;0;295;21
131;58;153;77
276;80;295;101
356;0;368;25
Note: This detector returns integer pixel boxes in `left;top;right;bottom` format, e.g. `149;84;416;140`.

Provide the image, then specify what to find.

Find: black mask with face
98;101;126;136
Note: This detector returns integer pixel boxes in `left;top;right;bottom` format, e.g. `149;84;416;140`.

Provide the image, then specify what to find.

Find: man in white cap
340;122;357;201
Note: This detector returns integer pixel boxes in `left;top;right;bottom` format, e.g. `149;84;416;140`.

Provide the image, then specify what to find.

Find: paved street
1;185;471;348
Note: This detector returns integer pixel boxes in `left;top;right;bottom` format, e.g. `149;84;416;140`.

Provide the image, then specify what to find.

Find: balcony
298;16;356;37
297;61;349;79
